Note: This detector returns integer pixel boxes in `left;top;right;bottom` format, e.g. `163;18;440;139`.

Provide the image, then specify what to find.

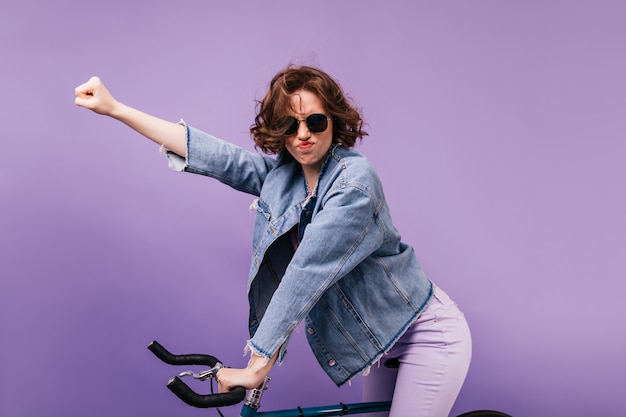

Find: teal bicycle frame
239;376;390;416
240;402;391;417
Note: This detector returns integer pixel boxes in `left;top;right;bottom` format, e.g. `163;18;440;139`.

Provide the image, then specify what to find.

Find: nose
296;119;311;140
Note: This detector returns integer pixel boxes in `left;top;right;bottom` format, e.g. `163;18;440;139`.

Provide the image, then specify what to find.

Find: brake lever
178;362;225;381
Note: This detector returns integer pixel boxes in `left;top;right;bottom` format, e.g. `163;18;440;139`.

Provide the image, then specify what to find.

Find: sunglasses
282;114;331;136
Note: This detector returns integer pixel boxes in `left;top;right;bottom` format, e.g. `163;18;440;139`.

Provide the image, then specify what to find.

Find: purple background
1;1;625;416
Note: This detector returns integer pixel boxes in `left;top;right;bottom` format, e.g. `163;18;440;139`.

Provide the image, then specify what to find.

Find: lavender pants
362;285;472;417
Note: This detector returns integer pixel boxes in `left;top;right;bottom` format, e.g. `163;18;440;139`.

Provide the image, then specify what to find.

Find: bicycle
148;340;512;417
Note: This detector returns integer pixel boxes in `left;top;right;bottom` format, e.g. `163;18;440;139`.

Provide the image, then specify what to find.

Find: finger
74;76;101;97
74;85;95;100
217;380;228;394
216;371;229;393
74;96;91;108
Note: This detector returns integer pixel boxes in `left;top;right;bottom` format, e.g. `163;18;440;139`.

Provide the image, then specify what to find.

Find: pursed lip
297;141;314;150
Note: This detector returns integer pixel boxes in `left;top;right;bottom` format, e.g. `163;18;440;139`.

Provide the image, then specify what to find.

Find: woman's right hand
74;76;119;116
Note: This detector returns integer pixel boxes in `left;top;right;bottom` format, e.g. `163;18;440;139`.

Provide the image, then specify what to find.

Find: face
283;90;334;178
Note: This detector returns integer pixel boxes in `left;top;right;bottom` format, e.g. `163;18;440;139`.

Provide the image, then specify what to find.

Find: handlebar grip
167;376;246;408
148;340;220;367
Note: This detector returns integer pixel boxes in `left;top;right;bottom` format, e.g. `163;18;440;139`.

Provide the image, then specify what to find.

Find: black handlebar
166;376;247;408
148;340;246;408
148;340;220;367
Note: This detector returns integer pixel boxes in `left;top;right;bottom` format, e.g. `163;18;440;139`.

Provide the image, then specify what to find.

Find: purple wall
2;2;625;416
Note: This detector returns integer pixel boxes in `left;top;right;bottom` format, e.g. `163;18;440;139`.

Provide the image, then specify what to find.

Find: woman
74;65;471;417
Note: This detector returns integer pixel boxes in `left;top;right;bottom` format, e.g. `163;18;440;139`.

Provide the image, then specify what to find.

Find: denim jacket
166;125;433;386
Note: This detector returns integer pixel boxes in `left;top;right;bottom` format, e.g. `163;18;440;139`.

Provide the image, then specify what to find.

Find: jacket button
328;359;336;367
307;327;315;334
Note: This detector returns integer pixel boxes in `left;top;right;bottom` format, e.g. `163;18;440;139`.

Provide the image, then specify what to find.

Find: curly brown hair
250;65;368;154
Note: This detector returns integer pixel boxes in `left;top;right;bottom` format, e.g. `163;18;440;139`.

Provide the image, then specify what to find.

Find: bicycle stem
244;376;270;410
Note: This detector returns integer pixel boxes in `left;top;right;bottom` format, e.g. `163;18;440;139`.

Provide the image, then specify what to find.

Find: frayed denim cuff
160;119;189;172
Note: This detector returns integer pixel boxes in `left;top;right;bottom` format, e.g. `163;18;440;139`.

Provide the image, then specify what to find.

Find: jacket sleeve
246;179;385;359
164;124;278;196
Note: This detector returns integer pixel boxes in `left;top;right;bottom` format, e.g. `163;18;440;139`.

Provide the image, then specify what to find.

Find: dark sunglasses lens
306;114;328;133
283;117;299;136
